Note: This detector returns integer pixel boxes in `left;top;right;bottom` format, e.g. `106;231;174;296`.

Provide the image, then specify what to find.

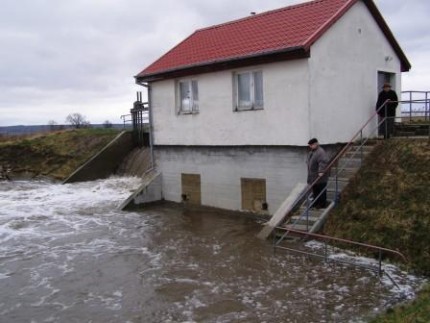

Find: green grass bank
323;138;430;321
0;128;121;180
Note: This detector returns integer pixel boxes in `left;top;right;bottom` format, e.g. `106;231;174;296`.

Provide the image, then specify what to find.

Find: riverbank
324;138;430;321
0;128;121;180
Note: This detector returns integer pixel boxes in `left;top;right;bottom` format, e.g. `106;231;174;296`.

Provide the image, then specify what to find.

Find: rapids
0;177;425;322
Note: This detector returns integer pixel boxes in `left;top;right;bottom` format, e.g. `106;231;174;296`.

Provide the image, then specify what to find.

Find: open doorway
377;71;395;93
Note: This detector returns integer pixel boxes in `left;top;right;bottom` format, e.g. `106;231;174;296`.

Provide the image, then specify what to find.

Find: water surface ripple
0;178;424;322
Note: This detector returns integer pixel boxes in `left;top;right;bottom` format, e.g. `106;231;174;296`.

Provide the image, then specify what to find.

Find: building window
234;71;264;111
178;80;199;114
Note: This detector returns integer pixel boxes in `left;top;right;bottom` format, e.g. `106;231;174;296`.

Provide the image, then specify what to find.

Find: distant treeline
0;124;127;136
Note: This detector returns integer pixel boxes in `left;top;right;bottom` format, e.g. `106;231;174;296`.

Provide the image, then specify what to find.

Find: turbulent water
0;177;425;323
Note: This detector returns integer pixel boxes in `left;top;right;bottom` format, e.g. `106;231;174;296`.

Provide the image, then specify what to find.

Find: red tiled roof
136;0;410;81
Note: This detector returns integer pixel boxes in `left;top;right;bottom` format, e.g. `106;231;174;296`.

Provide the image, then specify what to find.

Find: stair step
289;215;319;226
296;208;323;217
326;180;349;191
343;151;371;158
332;168;358;179
352;145;375;152
338;158;362;168
327;190;338;200
284;223;311;232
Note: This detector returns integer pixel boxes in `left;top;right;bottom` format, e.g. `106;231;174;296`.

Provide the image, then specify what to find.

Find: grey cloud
0;0;428;125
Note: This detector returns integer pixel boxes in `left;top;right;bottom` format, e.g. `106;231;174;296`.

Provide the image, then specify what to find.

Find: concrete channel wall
64;131;135;184
120;170;162;210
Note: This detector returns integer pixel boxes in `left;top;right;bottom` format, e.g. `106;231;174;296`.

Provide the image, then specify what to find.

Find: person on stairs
307;138;329;209
376;82;398;139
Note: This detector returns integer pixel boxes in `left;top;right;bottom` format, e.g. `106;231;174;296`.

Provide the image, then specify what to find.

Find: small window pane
238;73;251;107
180;81;191;112
192;80;198;102
253;71;264;107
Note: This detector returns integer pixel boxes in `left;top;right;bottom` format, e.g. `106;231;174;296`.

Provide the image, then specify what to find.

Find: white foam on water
304;240;427;303
1;178;427;322
0;176;143;243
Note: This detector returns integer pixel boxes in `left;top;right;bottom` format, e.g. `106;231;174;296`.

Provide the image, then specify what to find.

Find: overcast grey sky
0;0;428;126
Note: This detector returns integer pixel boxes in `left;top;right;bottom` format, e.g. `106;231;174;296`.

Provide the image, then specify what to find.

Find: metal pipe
274;226;407;262
147;84;155;170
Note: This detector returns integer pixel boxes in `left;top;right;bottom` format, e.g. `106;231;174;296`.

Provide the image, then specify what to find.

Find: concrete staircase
280;143;376;235
394;123;430;137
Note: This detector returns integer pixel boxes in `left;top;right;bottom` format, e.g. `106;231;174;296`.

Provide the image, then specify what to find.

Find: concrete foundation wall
154;145;340;214
64;131;135;183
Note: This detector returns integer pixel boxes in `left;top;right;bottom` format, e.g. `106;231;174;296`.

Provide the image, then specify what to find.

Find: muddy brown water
0;178;423;322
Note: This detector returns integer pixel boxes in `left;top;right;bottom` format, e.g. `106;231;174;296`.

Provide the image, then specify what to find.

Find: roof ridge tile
197;0;326;33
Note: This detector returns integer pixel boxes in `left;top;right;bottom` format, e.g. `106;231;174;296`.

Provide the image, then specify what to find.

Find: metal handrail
285;98;430;229
273;227;407;287
282;98;430;236
282;100;391;233
120;114;133;129
401;91;430;121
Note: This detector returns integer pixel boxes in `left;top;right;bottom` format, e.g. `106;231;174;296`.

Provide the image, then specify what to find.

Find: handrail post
306;195;310;231
426;92;429;121
335;161;339;206
409;91;412;122
384;104;388;139
324;242;328;262
378;250;383;277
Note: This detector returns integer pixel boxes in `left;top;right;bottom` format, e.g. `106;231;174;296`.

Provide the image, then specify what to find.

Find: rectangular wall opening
181;173;201;205
241;178;267;212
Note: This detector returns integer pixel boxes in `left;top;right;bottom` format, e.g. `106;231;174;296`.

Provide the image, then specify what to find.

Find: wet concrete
0;178;424;322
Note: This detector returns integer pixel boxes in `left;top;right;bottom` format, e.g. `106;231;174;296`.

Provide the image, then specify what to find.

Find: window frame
234;70;264;112
177;79;199;115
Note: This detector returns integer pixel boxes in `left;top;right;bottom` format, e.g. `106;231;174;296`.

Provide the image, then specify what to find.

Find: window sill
178;110;199;115
234;107;264;112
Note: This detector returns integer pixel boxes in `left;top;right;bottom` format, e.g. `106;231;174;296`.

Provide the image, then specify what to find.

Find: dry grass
324;138;430;321
0;128;121;180
324;138;430;275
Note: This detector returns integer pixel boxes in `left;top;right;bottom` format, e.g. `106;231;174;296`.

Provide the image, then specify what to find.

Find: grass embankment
0;128;121;180
323;138;430;322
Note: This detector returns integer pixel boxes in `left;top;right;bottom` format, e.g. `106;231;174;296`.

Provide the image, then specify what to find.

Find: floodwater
0;177;425;323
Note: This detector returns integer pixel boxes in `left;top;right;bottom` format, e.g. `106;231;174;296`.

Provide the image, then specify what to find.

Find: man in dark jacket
376;83;398;138
307;138;329;208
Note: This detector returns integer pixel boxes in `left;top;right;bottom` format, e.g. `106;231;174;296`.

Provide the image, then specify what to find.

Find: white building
134;0;410;214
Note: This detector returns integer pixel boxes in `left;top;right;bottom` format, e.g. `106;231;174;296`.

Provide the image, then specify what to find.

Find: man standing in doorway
307;138;329;208
376;82;398;139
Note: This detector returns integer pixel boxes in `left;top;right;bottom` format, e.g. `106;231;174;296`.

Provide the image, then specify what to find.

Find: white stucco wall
148;0;405;147
308;1;402;143
150;60;310;146
155;146;309;214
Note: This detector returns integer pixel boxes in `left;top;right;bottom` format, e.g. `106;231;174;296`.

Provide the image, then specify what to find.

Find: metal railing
278;97;430;240
120;114;133;129
273;227;407;288
401;91;430;121
120;92;151;146
272;98;430;284
278;100;389;240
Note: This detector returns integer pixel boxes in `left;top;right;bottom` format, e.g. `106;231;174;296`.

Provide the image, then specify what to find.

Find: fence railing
276;100;390;241
274;227;407;288
401;91;430;121
120;114;133;129
272;99;430;285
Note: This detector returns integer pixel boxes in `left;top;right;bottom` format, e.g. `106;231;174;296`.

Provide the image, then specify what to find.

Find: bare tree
103;120;113;128
48;120;58;131
65;113;89;129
